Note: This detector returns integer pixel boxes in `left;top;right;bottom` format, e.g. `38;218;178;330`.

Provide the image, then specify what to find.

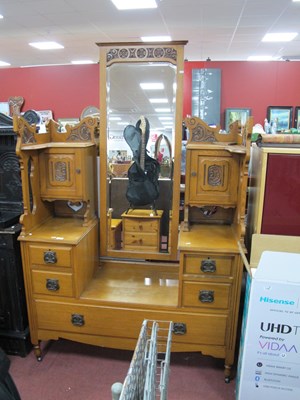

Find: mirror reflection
106;62;177;254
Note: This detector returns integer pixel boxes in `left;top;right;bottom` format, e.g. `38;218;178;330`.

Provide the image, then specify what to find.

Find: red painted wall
0;61;299;128
183;61;300;128
0;64;99;119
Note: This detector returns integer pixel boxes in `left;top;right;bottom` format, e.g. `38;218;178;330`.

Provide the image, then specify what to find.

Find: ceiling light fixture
0;14;4;19
29;41;64;50
111;0;157;10
141;36;171;42
0;61;10;66
140;82;164;90
247;55;274;61
154;108;171;112
262;32;298;42
149;98;168;103
71;60;94;65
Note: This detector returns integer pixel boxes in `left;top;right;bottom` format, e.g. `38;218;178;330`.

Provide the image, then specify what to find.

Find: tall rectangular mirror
97;42;187;260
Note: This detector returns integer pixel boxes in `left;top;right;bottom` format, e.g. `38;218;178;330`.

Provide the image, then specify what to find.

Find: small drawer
29;245;72;267
183;254;233;276
123;218;159;233
123;232;159;251
32;270;73;297
182;281;231;309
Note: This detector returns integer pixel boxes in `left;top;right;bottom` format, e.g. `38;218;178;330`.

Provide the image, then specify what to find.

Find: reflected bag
126;155;160;206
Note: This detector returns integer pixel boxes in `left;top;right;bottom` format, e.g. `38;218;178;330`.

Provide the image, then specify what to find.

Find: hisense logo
259;296;295;305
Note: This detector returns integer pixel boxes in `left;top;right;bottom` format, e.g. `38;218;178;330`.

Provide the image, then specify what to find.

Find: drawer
29;245;72;268
123;232;159;250
32;270;74;297
123;218;159;233
182;281;231;309
35;300;227;346
183;254;233;277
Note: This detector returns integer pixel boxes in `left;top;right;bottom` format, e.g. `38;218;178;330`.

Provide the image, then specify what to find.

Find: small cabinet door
187;150;239;206
39;148;84;200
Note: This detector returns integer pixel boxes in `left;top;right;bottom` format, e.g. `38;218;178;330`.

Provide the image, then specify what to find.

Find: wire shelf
113;319;173;400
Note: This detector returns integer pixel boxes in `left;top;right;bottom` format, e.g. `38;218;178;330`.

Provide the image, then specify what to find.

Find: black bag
126;154;160;206
124;117;160;207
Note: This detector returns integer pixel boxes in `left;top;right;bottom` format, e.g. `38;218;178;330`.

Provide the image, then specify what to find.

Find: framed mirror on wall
97;41;187;261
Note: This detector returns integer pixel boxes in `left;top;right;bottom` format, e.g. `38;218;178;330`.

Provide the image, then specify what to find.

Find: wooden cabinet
179;116;252;381
186;147;239;207
246;143;300;252
14;43;250;383
14;116;99;360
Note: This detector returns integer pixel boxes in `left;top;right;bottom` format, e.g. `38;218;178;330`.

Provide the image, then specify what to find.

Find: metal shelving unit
112;320;173;400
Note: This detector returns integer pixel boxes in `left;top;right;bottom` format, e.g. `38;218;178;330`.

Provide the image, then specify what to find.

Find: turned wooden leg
33;342;42;361
224;364;231;383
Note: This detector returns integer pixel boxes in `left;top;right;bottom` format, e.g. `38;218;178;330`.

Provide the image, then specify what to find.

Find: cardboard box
236;251;300;399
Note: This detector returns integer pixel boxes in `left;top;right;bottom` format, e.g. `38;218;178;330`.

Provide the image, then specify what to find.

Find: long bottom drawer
35;300;228;346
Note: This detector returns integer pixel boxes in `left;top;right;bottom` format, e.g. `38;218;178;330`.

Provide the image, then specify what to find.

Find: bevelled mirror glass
98;42;186;261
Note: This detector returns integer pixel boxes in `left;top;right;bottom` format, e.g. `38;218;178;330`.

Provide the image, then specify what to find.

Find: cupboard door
188;150;239;206
39;148;83;200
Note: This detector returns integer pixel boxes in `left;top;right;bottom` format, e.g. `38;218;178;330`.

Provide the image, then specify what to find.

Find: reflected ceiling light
262;32;298;42
247;55;274;61
110;117;121;121
140;82;164;90
117;121;130;125
111;0;157;10
0;61;10;66
149;98;168;103
71;60;94;64
0;14;4;19
159;117;172;120
155;108;171;112
141;36;171;42
29;41;64;50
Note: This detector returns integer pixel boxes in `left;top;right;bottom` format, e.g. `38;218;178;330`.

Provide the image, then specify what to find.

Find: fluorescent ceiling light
109;117;121;121
0;14;4;19
149;98;168;103
155;108;171;112
111;0;157;10
247;55;274;61
262;32;298;42
71;60;94;65
140;82;164;90
29;41;64;50
159;117;172;120
141;36;171;42
0;61;10;66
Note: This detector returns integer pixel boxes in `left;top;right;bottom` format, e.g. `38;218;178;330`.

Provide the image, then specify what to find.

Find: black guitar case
123;117;160;207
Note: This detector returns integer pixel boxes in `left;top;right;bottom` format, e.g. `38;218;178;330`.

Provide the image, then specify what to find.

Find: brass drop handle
46;279;60;291
71;314;85;327
199;290;214;303
76;168;81;174
201;259;216;273
173;322;187;335
191;171;197;177
44;250;57;264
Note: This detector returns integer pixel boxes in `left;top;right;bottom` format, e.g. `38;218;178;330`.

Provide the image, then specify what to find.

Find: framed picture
267;106;293;132
225;108;251;132
57;118;79;132
0;102;10;116
294;107;300;129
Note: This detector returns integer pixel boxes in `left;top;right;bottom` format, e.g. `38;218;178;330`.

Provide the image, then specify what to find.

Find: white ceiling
1;0;300;67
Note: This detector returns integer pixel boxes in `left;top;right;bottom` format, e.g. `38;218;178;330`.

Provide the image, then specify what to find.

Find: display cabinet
0;113;30;356
246;142;300;252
